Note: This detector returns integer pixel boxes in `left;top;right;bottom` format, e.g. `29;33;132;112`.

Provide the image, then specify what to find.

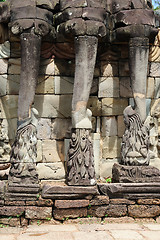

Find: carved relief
67;128;96;186
9;109;39;185
121;106;150;166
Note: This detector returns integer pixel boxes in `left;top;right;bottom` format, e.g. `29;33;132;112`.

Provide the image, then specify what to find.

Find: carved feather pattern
67;128;96;185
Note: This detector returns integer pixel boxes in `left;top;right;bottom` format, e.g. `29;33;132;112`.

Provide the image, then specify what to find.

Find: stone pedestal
112;163;160;183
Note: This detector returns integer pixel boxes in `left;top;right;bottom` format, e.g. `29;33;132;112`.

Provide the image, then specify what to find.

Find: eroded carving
67;128;96;186
9;109;39;185
121;106;150;166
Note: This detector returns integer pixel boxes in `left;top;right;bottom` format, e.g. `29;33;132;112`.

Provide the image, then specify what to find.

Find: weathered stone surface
120;77;133;98
39;58;55;75
98;183;160;199
137;199;160;205
55;200;89;209
110;199;135;205
98;77;119;98
34;95;72;118
26;198;53;207
53;207;87;220
100;61;118;77
1;95;18;119
5;200;25;206
102;98;128;116
55;76;74;94
37;118;51;140
0;59;8;74
36;75;54;94
101;117;118;137
102;136;121;158
42;140;64;163
149;62;160;77
37;140;42;163
0;217;20;227
117;115;125;137
128;205;160;218
87;97;101;116
146;77;154;98
7;74;20;95
36;162;65;180
88;205;127;217
42;184;99;199
65;217;101;224
100;159;118;179
90;195;109;206
0;206;25;216
0;74;7;96
25;206;52;219
51;118;71;140
112;163;160;183
119;61;130;77
155;77;160;98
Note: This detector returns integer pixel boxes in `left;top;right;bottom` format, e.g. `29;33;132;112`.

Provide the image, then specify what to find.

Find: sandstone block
37;118;51;140
0;59;8;74
101;117;117;137
34;95;72;118
39;58;55;75
128;205;160;218
55;76;74;94
119;61;130;77
120;77;133;98
1;95;18;119
100;61;118;77
149;62;160;77
155;78;160;98
5;200;25;206
88;205;127;217
36;162;65;180
25;206;52;219
102;136;121;158
36;75;54;94
37;140;43;163
87;96;101;116
137;199;160;205
0;206;25;216
102;98;128;116
110;199;135;205
53;207;87;220
90;195;109;206
117;115;125;137
147;77;154;98
7;75;20;95
51;118;71;140
42;139;64;163
98;77;119;98
0;74;7;96
55;200;89;209
100;159;118;179
0;217;20;227
8;58;21;74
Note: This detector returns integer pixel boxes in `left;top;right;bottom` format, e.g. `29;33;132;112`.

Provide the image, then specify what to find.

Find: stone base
112;163;160;183
98;183;160;199
42;183;99;200
6;183;40;201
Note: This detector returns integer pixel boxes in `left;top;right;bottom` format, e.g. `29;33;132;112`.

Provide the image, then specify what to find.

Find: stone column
8;32;41;186
66;36;98;186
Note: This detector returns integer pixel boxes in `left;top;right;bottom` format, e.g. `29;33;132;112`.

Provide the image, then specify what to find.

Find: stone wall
0;38;159;182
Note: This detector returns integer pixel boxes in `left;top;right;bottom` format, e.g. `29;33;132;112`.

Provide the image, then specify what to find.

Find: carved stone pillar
8;32;41;186
66;36;97;186
129;37;149;122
